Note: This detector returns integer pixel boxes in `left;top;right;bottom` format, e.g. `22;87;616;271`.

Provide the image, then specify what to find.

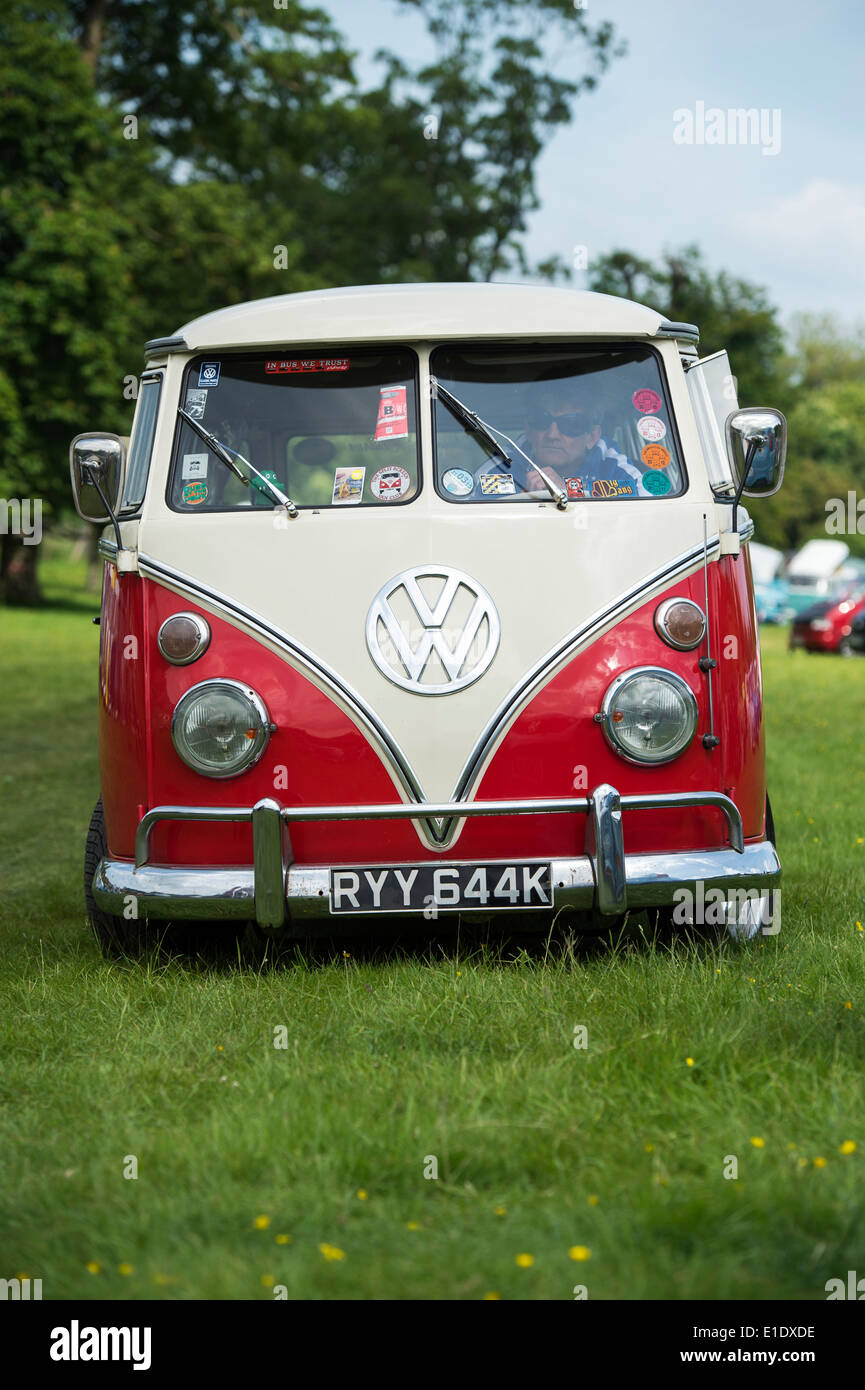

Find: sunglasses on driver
527;409;596;437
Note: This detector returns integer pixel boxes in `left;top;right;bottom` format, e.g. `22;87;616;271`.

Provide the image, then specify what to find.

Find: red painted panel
98;565;148;858
100;564;768;867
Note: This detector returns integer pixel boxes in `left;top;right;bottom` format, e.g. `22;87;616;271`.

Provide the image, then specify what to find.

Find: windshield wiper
430;378;568;510
177;408;298;518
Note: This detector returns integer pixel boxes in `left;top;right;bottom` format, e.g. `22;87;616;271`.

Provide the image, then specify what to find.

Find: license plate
329;862;552;914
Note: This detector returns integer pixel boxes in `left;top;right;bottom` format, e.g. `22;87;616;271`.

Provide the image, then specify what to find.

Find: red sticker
265;359;350;373
632;388;662;414
565;477;585;498
374;384;408;441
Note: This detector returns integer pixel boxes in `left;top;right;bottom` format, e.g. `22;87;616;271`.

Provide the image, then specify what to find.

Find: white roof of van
785;539;850;578
155;283;693;354
748;541;785;584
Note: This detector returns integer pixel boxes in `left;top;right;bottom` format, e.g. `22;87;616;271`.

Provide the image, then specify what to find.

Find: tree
589;244;787;407
3;0;625;601
68;0;624;283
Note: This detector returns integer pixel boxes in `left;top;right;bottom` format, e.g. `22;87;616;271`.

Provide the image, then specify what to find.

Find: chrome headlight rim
599;665;699;766
171;678;271;779
158;612;211;666
653;598;706;651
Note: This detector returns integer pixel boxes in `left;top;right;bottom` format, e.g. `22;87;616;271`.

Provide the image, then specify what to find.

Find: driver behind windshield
476;382;649;499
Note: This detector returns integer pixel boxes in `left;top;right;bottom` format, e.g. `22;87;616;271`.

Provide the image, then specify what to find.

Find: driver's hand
526;467;567;492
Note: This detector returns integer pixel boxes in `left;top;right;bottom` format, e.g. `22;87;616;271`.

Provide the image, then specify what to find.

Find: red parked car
789;585;865;655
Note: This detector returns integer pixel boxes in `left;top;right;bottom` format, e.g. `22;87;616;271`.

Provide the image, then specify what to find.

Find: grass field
1;539;864;1301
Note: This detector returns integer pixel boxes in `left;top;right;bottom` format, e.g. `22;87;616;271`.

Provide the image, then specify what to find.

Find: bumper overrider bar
91;784;780;930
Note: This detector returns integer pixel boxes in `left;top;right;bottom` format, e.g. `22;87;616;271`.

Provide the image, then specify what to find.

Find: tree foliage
589;244;787;407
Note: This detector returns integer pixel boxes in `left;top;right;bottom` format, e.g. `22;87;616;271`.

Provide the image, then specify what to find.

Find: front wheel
84;799;149;955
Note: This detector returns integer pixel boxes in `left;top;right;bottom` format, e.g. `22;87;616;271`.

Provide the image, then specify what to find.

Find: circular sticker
371;465;411;501
632;388;662;414
636;415;667;442
641;444;671;470
182;481;208;505
642;470;671;495
442;468;475;496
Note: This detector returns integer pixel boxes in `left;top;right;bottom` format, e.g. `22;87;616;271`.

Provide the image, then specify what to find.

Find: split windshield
431;344;684;501
169;350;419;511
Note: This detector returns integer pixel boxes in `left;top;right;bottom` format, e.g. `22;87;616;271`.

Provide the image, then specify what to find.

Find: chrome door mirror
725;408;786;498
70;433;126;523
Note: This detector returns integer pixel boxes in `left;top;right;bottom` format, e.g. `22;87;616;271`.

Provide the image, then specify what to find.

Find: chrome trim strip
138;537;725;849
93;860;256;920
93;840;780;927
98;537;118;562
136;804;252;868
133;788;744;869
589;783;626;913
252;798;285;928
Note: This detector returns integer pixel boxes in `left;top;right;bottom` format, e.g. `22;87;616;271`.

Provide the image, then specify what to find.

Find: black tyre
84;799;149;956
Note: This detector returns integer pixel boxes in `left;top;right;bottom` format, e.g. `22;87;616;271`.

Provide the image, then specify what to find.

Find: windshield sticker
642;470;671;496
184;388;208;422
636;416;667;442
442;468;475;496
332;467;365;504
479;473;516;495
182;481;208;505
565;477;585;498
371;465;411;501
265;358;350;374
198;362;221;388
592;479;634;498
374;385;408;441
251;469;280;504
641;443;671;470
632;388;661;414
182;453;208;481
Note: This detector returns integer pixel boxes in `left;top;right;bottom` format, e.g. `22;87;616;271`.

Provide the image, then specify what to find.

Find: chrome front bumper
91;784;781;930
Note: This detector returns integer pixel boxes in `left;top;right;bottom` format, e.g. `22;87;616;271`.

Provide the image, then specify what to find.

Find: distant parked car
849;606;865;655
755;578;795;625
750;541;794;623
782;538;853;616
789;585;865;655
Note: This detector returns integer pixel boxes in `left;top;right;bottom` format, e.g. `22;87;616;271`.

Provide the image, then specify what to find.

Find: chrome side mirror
70;433;126;523
725;408;786;498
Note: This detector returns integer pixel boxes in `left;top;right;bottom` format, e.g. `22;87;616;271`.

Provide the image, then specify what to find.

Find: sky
324;0;865;329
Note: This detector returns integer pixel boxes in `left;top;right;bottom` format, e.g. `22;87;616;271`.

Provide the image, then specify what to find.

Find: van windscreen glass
169;350;419;511
431;344;684;502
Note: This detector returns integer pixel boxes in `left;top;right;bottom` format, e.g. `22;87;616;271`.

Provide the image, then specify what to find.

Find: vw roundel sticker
198;361;221;387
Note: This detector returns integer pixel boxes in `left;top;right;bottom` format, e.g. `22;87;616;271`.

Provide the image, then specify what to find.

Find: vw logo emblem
366;566;501;695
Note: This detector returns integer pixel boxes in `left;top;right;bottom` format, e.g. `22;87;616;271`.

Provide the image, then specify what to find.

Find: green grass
1;540;864;1300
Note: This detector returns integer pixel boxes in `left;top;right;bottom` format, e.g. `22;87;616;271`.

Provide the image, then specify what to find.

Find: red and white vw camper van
70;283;785;952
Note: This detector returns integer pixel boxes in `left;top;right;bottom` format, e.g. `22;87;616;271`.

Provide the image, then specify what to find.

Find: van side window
121;375;162;511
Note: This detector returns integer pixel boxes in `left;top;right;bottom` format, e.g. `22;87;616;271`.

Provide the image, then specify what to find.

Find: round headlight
172;680;271;778
654;598;706;651
158;612;211;665
599;667;698;765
